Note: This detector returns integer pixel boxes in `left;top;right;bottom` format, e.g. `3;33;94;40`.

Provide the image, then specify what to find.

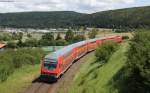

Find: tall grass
0;64;40;93
0;48;44;82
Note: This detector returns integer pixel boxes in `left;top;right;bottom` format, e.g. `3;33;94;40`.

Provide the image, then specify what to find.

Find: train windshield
44;58;57;70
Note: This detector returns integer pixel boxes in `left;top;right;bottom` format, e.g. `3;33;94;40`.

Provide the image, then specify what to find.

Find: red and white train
40;36;122;81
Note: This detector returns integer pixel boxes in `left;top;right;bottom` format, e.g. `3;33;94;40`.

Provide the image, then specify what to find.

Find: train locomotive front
40;54;61;81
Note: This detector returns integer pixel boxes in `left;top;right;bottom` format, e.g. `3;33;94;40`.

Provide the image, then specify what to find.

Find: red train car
87;39;97;52
40;36;122;81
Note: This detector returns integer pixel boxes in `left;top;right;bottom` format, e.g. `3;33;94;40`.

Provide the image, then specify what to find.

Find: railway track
22;52;94;93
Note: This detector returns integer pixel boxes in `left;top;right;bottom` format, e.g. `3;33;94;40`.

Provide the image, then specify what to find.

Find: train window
44;62;57;70
44;59;57;70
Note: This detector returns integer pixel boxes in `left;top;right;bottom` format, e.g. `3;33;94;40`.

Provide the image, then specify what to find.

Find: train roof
45;40;87;60
45;36;117;60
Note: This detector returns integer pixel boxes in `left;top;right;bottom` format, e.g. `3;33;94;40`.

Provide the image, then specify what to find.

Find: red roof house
0;44;6;51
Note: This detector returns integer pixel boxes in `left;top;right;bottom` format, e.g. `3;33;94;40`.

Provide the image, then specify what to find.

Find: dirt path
22;52;94;93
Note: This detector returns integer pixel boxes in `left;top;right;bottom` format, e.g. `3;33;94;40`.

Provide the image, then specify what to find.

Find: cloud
0;0;148;13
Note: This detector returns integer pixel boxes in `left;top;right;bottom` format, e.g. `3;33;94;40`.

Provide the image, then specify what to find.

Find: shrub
122;35;129;40
0;54;14;82
38;32;55;46
95;41;118;63
0;33;12;41
7;41;18;48
27;33;32;38
41;32;54;40
17;39;24;47
56;39;68;46
24;38;38;47
65;29;74;43
73;35;86;43
88;28;98;39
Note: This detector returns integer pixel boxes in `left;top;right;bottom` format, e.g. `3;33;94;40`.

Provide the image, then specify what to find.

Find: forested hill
90;6;150;28
0;6;150;28
0;11;86;28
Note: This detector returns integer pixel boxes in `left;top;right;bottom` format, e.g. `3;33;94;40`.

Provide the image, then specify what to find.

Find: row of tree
0;28;99;48
0;32;23;41
7;29;96;48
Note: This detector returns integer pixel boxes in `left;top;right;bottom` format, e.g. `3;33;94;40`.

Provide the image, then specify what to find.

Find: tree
42;32;54;41
27;33;32;38
39;33;55;46
17;39;24;47
7;41;17;48
56;33;62;40
11;32;18;40
0;33;11;41
126;30;150;93
88;28;98;39
24;38;38;47
65;29;74;43
56;39;68;46
18;32;23;40
73;35;86;43
12;32;23;40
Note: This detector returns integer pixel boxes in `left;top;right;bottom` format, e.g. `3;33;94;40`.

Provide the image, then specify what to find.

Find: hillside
91;6;150;28
0;6;150;28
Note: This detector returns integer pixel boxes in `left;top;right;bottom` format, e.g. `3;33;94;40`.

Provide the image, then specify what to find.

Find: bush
73;35;86;43
11;32;23;40
56;39;68;46
95;41;118;63
122;36;129;40
38;39;55;46
38;32;55;46
7;41;18;48
0;33;12;41
0;55;14;82
24;38;38;47
65;29;74;43
0;48;44;82
88;28;98;39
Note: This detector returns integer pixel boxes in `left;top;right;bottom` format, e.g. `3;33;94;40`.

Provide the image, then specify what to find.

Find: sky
0;0;149;13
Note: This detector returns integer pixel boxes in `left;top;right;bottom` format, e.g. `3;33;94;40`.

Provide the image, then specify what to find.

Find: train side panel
60;50;75;74
96;39;102;46
116;36;123;43
75;44;88;59
87;41;97;52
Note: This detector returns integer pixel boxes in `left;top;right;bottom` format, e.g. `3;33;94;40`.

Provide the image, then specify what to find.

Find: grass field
0;65;40;93
60;42;129;93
